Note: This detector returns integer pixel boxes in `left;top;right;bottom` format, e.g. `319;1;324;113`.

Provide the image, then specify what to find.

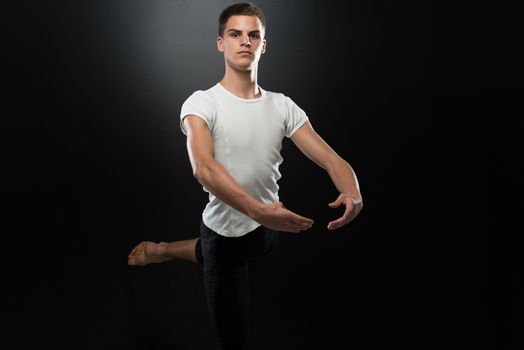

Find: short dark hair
218;2;266;37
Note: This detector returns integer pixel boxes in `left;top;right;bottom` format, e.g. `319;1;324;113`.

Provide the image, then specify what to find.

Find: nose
241;35;251;47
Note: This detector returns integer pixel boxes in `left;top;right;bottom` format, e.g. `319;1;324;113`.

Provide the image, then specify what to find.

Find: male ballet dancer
128;3;363;349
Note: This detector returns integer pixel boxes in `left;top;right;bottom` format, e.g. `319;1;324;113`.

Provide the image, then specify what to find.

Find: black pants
195;221;280;350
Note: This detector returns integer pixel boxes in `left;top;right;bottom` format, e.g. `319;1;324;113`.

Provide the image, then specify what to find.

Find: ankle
158;241;170;260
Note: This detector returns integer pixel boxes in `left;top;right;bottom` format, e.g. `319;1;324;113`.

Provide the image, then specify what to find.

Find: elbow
192;160;212;184
192;163;205;182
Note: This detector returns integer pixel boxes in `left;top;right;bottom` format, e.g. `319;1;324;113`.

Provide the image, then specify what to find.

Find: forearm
325;156;362;200
194;159;262;218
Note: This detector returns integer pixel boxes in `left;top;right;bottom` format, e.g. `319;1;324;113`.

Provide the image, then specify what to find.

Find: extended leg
127;237;201;266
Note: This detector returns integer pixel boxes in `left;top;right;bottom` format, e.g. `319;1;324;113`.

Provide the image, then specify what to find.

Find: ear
261;38;267;54
217;36;224;52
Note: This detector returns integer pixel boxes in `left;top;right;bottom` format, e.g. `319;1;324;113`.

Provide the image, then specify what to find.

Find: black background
2;1;520;349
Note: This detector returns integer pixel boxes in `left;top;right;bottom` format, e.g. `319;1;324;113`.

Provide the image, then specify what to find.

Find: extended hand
254;202;314;233
327;193;363;230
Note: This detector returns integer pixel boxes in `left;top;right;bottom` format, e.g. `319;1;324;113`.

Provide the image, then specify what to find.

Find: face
217;15;266;71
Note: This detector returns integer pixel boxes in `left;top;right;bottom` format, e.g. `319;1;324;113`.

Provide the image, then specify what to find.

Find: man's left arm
291;121;363;230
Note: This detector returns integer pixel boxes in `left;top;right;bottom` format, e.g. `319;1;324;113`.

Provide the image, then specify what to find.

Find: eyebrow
226;29;261;34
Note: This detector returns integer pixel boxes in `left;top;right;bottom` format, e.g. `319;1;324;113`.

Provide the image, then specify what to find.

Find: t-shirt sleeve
283;96;309;138
179;91;216;135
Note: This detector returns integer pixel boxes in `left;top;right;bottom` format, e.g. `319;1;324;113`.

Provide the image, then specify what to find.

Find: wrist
342;192;362;202
245;199;265;220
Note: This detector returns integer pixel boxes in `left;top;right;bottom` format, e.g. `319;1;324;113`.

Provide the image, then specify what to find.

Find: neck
220;64;260;99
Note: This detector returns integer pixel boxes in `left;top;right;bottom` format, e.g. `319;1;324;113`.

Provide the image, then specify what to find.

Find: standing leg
204;261;250;350
200;222;251;350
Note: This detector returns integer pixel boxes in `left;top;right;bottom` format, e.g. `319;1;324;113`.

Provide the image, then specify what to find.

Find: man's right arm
183;115;313;233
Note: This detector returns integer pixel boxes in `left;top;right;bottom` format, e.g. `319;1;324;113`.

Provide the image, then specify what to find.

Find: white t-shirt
180;82;309;237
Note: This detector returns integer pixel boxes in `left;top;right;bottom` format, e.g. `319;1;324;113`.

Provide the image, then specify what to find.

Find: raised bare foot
127;241;169;266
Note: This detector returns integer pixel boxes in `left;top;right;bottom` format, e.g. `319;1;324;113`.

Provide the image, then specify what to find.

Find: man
128;2;363;349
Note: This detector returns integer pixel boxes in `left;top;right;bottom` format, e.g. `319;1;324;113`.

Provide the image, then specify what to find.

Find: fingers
289;210;314;228
292;214;314;225
281;225;309;233
266;202;314;233
328;194;343;208
327;200;354;230
327;217;347;230
283;220;313;232
268;219;312;233
327;212;353;230
279;203;313;225
279;213;314;233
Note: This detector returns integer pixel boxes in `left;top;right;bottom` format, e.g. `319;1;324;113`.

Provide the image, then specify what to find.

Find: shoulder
265;89;303;116
181;86;219;118
185;85;217;104
265;88;299;105
180;85;219;130
265;89;293;114
264;89;286;102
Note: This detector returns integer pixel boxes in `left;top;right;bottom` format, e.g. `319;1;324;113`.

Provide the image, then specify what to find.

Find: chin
230;61;255;71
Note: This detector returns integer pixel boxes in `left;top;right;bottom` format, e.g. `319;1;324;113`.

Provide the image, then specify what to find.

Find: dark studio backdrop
2;0;519;349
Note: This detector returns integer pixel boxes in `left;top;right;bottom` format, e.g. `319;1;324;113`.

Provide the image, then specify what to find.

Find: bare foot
127;241;169;266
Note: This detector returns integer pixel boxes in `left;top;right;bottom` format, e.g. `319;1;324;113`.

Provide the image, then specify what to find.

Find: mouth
238;51;252;56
